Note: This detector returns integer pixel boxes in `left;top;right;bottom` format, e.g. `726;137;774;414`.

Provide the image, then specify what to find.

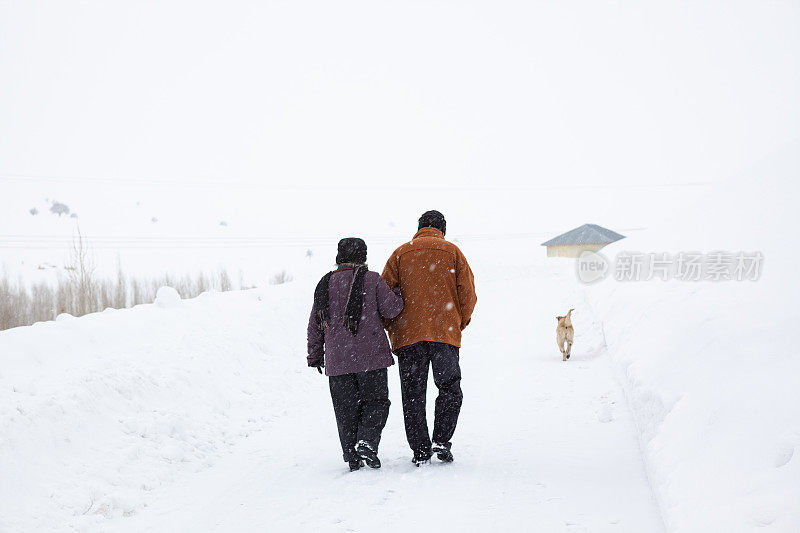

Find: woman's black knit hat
336;237;367;265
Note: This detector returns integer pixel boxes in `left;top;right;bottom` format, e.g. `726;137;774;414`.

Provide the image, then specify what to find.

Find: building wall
546;243;607;258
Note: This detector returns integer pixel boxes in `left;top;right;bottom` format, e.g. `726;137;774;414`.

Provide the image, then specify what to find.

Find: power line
0;173;719;191
0;228;646;249
0;174;255;188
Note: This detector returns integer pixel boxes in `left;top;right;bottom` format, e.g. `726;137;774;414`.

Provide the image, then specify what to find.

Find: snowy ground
2;154;799;532
3;149;800;532
1;245;664;533
112;256;663;533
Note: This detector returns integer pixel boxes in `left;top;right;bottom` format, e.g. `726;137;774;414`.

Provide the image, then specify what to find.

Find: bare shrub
269;270;293;285
194;272;209;295
219;268;232;292
114;259;127;309
130;278;148;307
55;273;73;315
0;273;16;330
30;281;56;322
0;274;50;329
97;279;114;311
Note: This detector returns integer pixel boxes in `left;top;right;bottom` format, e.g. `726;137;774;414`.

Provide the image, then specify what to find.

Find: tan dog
556;309;574;361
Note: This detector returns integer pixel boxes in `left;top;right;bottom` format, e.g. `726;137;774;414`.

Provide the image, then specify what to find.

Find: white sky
1;1;798;189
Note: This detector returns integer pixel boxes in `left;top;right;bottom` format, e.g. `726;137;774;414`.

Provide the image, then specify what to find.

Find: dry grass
269;270;293;285
0;230;268;331
0;267;238;331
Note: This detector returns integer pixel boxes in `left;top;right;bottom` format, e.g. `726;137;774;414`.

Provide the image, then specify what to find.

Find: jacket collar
336;263;366;271
413;227;445;240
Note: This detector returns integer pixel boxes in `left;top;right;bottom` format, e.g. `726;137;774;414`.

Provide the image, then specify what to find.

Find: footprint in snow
753;514;776;527
597;406;614;423
774;443;794;468
596;395;615;423
565;522;588;532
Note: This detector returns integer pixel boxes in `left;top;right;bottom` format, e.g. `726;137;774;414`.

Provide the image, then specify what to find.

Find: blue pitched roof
541;224;625;246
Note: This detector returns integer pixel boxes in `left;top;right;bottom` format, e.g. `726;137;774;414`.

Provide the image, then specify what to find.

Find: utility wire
0;174;718;191
0;228;646;249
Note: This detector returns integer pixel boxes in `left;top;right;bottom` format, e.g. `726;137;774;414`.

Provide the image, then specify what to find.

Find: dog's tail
564;308;574;326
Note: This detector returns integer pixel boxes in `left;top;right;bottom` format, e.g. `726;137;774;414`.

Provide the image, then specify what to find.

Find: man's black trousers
397;341;463;455
328;367;390;462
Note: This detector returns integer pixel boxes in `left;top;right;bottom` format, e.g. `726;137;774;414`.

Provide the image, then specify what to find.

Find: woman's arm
306;307;324;367
376;275;404;320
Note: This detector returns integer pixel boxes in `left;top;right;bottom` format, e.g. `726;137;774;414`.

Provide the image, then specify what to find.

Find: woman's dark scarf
313;264;367;335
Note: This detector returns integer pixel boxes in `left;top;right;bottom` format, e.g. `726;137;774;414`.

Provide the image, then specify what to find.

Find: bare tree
131;278;144;306
114;257;127;308
50;201;70;217
55;273;73;316
219;268;232;292
30;281;55;323
0;271;13;330
67;225;97;316
98;280;113;311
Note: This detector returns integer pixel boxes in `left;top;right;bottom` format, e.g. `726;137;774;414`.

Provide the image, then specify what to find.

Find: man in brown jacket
382;210;477;465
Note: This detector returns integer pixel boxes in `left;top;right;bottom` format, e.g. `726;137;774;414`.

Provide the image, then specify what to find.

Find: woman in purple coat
307;238;404;471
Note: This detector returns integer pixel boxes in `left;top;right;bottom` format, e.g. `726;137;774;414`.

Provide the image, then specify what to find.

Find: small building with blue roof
541;224;625;258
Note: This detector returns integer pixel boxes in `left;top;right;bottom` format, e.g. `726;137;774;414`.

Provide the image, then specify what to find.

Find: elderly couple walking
306;210;477;471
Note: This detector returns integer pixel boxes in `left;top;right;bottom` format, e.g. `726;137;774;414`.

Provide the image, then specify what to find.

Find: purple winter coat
307;266;404;377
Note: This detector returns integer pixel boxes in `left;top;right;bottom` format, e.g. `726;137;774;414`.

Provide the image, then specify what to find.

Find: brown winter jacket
381;227;477;352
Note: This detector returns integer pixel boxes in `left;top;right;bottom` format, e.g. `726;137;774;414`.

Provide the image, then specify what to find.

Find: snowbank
585;144;800;532
0;283;309;532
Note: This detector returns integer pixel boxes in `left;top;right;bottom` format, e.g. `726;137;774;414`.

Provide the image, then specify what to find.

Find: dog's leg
560;342;566;361
566;341;572;360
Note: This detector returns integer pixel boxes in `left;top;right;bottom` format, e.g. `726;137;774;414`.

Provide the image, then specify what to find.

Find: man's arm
455;248;477;330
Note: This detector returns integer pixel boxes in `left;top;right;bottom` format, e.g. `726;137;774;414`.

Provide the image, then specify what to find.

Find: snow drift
585;143;800;532
0;283;310;532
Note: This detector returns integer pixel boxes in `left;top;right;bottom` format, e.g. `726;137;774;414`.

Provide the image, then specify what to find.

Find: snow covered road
107;255;664;533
